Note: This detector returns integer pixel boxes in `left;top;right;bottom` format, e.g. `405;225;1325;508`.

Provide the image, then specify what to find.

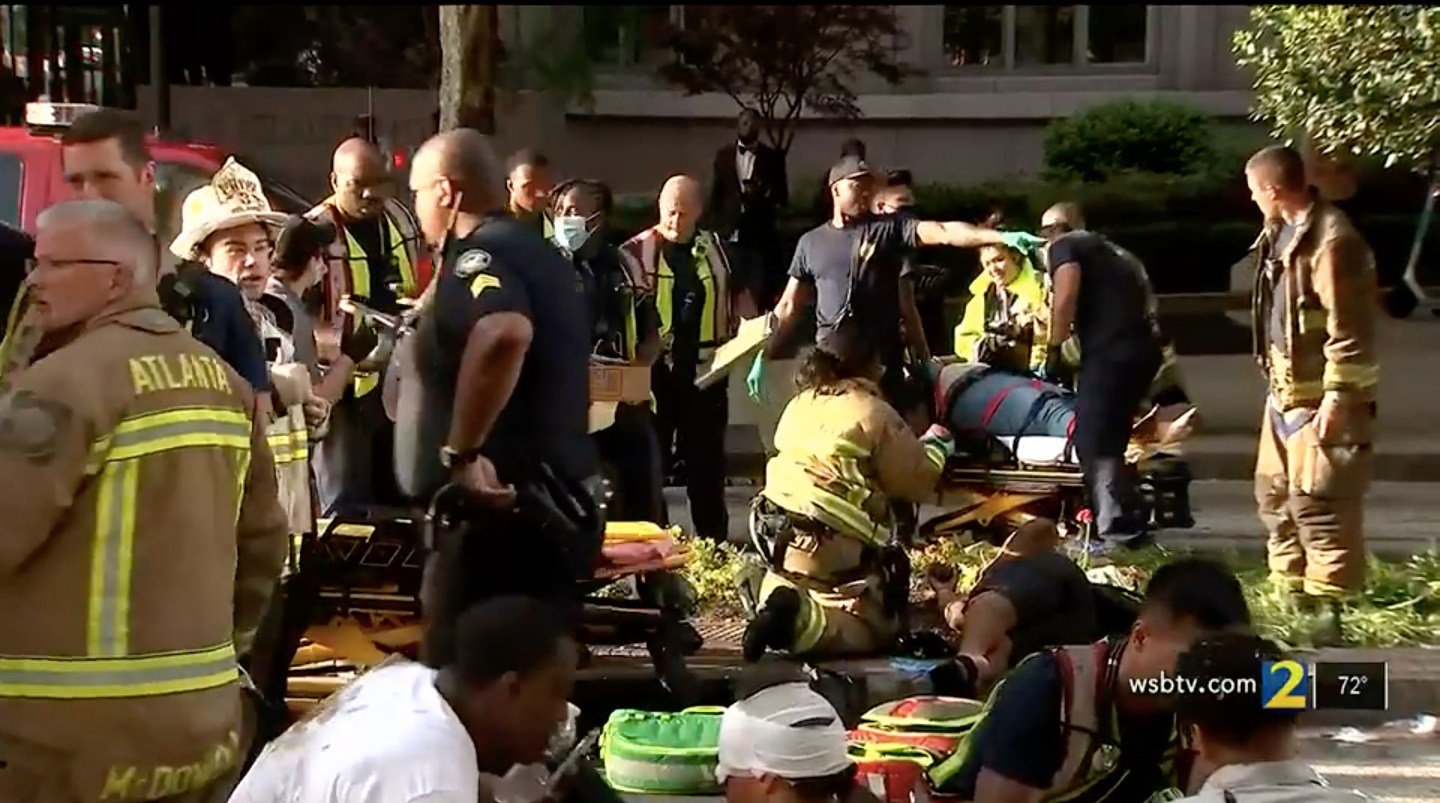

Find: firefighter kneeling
742;320;952;662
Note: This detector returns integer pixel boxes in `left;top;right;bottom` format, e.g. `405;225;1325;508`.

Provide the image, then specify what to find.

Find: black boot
928;654;981;699
743;586;803;662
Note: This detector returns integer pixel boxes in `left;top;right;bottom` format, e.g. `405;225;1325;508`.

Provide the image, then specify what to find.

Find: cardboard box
590;360;652;403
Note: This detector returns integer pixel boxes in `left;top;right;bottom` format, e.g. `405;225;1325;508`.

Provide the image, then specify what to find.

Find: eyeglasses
25;257;123;276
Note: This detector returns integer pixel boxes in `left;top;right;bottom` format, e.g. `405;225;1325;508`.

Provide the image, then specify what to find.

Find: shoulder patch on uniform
0;389;73;466
469;273;502;298
454;249;493;279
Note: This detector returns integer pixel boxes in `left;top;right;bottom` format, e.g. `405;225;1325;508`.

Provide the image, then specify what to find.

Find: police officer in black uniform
550;178;667;524
397;129;599;661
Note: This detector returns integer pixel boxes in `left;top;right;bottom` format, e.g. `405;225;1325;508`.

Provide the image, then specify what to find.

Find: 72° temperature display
1314;662;1387;711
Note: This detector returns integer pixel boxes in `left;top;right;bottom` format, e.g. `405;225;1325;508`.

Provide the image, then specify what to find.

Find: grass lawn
673;536;1440;650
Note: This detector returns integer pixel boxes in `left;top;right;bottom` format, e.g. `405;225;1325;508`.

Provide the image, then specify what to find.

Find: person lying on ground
228;596;579;803
921;519;1100;698
744;317;955;662
1173;632;1367;803
928;557;1251;803
719;676;882;803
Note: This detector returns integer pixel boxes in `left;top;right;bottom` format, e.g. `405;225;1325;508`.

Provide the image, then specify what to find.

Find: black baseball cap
274;215;337;274
827;156;874;187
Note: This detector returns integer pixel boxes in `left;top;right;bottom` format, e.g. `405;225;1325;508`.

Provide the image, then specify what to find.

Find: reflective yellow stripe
759;572;826;653
86;406;251;659
922;442;946;472
0;643;238;699
266;428;310;466
385;213;417;297
1323;362;1378;390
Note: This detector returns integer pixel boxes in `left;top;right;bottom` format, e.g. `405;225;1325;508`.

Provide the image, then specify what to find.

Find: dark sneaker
743;586;803;662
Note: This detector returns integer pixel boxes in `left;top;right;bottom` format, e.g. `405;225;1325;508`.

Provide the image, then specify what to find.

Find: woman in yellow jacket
952;237;1054;373
743;320;955;662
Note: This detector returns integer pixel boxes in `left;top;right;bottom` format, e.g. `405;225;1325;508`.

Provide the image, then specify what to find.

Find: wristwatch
439;445;484;470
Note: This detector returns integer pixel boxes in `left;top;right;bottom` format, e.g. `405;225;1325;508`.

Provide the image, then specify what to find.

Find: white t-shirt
229;660;480;803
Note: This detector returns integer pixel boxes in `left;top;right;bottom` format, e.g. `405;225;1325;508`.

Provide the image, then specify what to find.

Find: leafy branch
656;6;915;154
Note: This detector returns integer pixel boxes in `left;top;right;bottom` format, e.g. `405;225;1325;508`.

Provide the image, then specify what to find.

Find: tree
438;5;498;133
1233;6;1440;304
657;6;913;155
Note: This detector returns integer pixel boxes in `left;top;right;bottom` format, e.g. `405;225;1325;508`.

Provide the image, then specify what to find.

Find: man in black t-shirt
752;156;1043;427
929;558;1250;803
400;129;598;617
1040;202;1163;542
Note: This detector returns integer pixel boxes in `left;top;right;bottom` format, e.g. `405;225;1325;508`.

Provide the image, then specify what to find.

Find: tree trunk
438;5;498;134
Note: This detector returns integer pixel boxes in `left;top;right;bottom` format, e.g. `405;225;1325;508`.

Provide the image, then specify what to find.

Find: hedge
611;172;1439;294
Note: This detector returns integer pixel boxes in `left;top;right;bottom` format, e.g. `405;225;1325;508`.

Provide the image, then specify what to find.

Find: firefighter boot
744;586;803;662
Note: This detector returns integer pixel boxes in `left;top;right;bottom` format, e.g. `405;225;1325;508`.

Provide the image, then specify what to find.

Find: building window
581;5;676;68
1086;5;1149;64
943;5;1003;67
941;5;1151;70
1014;6;1075;67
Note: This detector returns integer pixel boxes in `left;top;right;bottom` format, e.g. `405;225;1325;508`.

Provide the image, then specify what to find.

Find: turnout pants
1075;350;1160;537
1255;398;1374;596
653;360;730;541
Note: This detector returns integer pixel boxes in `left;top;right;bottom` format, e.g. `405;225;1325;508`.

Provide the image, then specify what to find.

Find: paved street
1299;728;1440;803
666;480;1440;557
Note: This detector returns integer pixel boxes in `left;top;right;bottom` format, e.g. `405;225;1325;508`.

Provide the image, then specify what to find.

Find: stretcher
282;512;704;715
920;362;1197;546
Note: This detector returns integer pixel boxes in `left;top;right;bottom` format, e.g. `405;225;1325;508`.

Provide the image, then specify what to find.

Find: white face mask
553;214;596;254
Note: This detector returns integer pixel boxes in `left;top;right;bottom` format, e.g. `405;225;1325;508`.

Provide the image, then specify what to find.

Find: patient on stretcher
934;361;1197;467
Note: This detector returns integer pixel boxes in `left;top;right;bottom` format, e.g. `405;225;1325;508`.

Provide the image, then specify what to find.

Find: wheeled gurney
919;362;1196;544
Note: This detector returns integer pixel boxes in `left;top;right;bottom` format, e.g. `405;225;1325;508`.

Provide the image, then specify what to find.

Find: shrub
1042;99;1219;183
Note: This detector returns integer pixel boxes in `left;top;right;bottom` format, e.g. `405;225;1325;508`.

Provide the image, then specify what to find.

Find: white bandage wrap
715;683;852;784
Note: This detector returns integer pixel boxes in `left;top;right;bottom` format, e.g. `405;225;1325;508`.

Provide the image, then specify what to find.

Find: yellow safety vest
629;230;731;351
929;642;1182;803
325;199;419;398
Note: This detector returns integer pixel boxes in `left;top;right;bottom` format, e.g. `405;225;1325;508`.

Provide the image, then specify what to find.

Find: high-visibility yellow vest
317;198;421;398
621;229;732;353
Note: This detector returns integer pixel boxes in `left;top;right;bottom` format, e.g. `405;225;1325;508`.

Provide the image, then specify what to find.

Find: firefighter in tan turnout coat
0;200;288;803
1243;146;1379;618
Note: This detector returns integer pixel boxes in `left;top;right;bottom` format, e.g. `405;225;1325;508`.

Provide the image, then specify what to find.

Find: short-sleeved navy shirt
1045;231;1157;360
189;268;271;393
419;214;597;484
788;213;918;364
942;650;1177;802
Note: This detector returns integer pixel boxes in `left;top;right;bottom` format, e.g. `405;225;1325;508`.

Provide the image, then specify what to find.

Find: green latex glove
746;352;767;402
1001;231;1046;252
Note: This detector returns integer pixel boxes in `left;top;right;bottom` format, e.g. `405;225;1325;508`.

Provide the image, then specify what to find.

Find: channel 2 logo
1261;661;1388;711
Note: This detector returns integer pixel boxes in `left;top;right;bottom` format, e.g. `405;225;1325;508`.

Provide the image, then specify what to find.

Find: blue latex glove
746;352;767;402
1001;231;1046;253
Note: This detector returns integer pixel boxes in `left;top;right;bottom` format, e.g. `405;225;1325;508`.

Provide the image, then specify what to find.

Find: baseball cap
274;215;338;273
827;156;874;187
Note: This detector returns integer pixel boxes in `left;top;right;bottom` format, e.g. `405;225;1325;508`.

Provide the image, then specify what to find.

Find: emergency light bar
25;101;104;130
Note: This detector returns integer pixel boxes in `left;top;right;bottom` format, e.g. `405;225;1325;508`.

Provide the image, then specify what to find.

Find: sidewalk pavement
720;317;1440;481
